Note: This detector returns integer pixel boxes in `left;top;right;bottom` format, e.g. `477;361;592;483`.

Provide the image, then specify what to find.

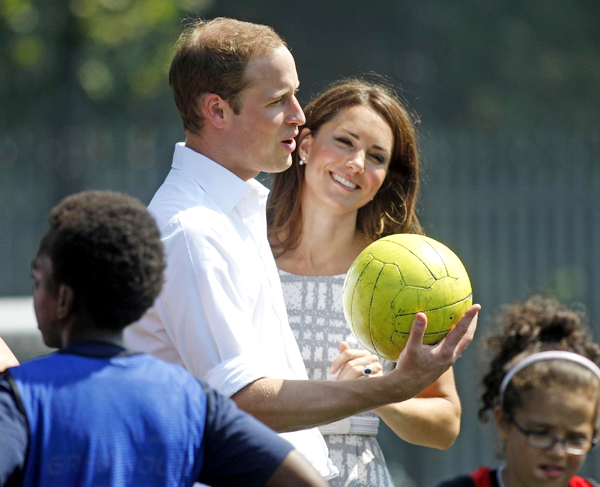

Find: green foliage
0;0;211;122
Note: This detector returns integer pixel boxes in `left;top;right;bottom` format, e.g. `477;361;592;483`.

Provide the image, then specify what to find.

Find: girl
268;78;470;486
437;295;600;487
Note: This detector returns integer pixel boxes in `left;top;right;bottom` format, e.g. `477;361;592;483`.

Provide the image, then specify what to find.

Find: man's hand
389;305;480;400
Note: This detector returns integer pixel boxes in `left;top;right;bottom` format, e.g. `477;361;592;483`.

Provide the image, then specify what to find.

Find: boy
0;191;327;487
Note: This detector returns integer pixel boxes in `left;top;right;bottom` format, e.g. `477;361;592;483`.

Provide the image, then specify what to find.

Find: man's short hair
169;17;287;134
37;191;165;331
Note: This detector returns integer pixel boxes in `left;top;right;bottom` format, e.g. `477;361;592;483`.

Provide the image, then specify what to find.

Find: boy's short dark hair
37;191;165;331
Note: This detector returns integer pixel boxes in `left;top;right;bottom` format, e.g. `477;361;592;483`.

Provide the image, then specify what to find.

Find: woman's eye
335;137;352;146
370;154;385;164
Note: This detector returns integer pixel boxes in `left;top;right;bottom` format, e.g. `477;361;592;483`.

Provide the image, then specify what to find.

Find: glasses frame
509;418;598;456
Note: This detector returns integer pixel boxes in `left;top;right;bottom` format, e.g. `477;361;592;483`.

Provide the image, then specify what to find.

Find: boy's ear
493;406;511;441
56;284;74;320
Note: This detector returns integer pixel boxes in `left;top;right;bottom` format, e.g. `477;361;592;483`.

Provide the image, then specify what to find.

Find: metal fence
1;125;599;485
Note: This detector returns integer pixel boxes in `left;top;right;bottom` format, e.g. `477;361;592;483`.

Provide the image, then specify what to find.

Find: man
125;17;480;479
0;191;328;487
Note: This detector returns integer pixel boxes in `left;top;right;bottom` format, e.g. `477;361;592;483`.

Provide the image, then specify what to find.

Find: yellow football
343;234;473;361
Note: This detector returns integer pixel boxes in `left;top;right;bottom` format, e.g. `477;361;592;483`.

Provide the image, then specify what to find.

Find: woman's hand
329;341;383;380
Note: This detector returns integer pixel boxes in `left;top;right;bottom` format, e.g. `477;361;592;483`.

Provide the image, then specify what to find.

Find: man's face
224;47;305;180
31;254;62;348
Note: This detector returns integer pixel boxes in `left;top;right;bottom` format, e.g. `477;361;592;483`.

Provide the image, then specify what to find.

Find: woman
267;79;462;486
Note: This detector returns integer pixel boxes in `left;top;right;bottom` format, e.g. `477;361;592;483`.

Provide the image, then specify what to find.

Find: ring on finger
362;365;373;376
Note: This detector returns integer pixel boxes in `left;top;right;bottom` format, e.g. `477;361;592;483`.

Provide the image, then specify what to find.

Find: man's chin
256;155;293;175
273;156;293;173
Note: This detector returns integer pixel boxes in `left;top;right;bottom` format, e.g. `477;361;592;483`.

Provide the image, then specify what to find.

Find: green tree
1;0;211;124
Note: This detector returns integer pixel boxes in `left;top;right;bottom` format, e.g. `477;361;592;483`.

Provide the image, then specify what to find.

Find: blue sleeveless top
8;344;206;487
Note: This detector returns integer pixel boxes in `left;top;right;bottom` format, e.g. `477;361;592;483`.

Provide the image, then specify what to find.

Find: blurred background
1;0;599;484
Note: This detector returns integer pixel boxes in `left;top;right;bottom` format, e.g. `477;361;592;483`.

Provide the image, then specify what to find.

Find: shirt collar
172;142;269;213
57;341;137;358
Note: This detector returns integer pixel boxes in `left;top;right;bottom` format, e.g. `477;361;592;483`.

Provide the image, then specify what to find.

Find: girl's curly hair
479;295;600;423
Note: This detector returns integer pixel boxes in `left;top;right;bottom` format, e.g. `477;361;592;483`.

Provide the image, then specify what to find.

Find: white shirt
125;143;337;479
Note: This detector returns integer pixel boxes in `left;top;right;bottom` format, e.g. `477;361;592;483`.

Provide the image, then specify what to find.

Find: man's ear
56;284;74;320
297;128;313;160
200;93;231;129
493;406;511;441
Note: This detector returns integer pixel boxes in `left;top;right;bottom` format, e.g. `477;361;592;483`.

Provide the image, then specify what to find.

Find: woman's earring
299;156;306;166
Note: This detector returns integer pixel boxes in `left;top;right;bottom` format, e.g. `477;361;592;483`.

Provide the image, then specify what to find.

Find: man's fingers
404;312;428;352
440;304;481;357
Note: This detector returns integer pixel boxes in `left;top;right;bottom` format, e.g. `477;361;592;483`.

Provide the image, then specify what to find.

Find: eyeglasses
510;419;598;456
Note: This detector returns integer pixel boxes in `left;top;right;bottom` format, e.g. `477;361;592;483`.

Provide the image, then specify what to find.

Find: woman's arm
373;367;461;450
0;338;18;372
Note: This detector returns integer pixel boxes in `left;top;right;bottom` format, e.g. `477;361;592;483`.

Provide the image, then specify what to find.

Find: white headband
499;350;600;406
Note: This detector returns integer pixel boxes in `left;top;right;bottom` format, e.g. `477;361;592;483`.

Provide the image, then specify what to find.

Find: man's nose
287;95;306;126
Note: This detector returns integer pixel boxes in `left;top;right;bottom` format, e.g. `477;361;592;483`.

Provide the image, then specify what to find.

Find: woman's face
495;387;596;487
299;105;394;216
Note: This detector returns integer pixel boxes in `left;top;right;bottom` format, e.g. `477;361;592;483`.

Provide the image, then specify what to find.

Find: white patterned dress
279;269;404;487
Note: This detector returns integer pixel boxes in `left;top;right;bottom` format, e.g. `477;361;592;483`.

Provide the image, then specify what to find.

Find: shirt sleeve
198;384;293;487
155;216;270;397
0;372;28;486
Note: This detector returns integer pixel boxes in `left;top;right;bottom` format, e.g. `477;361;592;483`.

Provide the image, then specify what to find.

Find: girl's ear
297;128;313;160
494;406;511;441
